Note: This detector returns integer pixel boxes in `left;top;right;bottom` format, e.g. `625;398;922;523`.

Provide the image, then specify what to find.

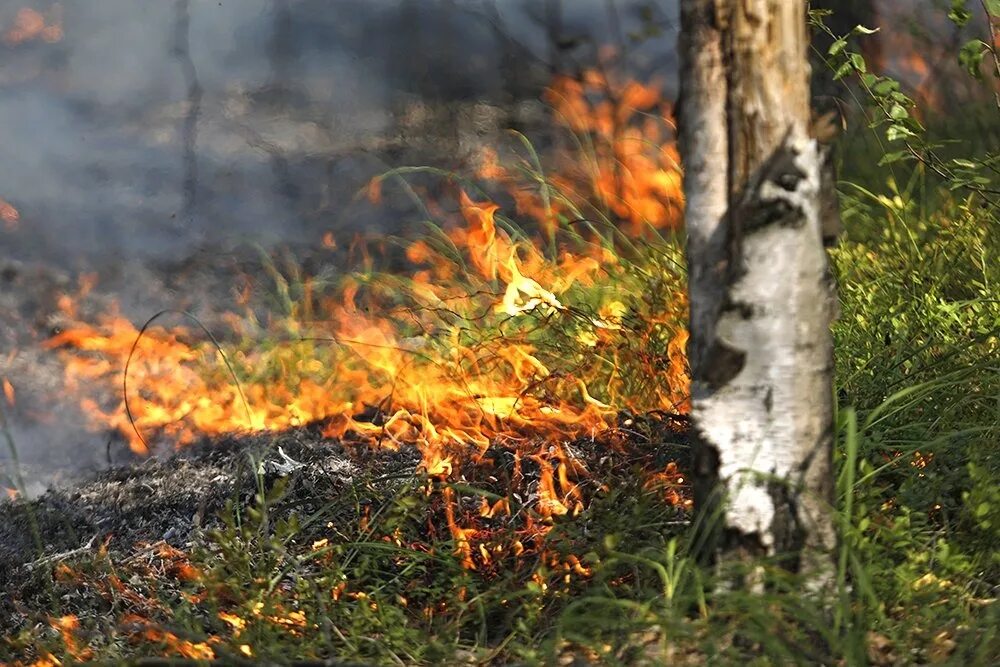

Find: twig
24;534;99;572
121;539;174;566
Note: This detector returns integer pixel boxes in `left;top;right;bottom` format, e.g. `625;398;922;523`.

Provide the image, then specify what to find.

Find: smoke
0;0;677;267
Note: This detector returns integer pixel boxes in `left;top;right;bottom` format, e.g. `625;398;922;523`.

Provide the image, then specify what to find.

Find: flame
518;68;683;237
218;611;246;635
48;615;92;663
644;461;693;511
0;197;18;229
3;7;63;46
126;616;217;660
43;68;691;570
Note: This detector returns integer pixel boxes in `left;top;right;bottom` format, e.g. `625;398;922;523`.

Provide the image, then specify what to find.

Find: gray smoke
0;0;678;267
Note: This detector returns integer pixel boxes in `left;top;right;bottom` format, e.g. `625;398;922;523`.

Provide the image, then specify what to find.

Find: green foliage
812;9;1000;197
815;10;1000;661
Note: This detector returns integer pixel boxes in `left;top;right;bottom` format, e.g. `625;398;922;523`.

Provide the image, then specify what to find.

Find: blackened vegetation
0;412;690;642
0;430;364;590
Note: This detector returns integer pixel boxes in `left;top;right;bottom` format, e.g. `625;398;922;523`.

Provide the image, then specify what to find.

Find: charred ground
0;413;691;657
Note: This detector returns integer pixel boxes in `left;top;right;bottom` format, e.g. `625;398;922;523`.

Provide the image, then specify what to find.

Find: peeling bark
679;0;838;586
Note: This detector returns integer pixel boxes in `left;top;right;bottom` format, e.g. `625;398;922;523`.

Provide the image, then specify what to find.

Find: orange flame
4;7;63;46
43;68;691;569
0;198;18;229
532;69;683;236
2;377;14;406
48;615;93;663
125;615;217;660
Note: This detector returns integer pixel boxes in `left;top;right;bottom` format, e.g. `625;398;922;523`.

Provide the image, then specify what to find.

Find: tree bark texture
678;0;838;583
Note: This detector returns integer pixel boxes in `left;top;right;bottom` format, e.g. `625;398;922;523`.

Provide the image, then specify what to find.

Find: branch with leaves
811;5;1000;199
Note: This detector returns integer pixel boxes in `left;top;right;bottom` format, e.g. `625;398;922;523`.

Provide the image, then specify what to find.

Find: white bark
699;136;837;575
679;0;837;582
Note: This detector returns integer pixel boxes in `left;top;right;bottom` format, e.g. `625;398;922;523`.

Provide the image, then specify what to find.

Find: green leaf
833;61;853;81
889;103;909;120
872;78;901;96
878;150;910;166
852;24;880;35
828;38;848;56
886;124;916;142
986;0;1000;17
959;39;987;79
850;52;867;73
949;0;972;26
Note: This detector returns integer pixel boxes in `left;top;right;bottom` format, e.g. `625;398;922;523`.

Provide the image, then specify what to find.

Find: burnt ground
0;414;690;650
0;427;418;649
0;430;406;593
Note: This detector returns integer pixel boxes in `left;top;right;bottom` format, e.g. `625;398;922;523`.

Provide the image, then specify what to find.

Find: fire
218;611;246;635
48;615;92;663
3;7;63;46
545;71;684;235
125;615;217;660
47;187;684;459
0;197;18;229
477;66;684;238
644;461;693;511
3;377;14;406
42;68;691;569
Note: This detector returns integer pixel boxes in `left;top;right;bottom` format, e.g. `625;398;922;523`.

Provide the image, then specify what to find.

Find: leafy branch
811;7;1000;199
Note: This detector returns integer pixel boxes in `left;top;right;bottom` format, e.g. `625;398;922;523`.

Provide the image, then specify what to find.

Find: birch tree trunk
678;0;839;585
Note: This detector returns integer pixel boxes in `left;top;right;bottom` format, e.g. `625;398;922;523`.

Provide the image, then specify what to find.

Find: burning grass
1;67;696;663
43;66;688;465
34;68;691;582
